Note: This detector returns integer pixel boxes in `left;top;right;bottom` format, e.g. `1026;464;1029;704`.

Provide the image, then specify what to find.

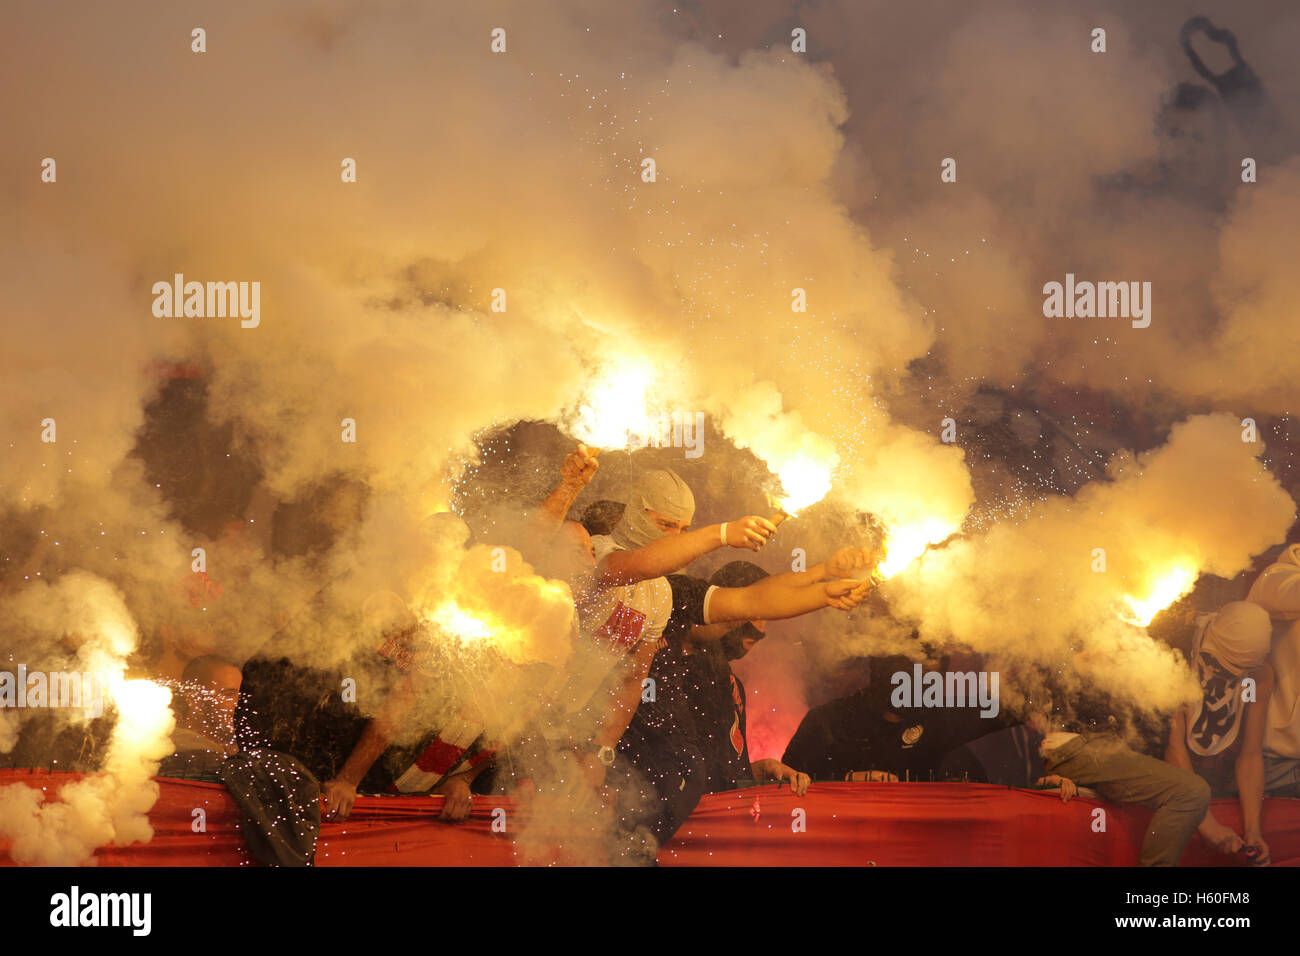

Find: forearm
539;479;584;527
710;577;830;622
593;676;645;748
1237;752;1266;837
337;719;393;788
599;525;723;585
442;758;491;788
591;644;657;747
337;673;420;786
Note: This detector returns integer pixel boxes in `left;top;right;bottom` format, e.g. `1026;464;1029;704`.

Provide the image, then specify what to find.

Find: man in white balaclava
609;468;697;550
551;464;780;796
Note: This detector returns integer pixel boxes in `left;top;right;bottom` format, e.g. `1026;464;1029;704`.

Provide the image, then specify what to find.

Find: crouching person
1039;726;1210;866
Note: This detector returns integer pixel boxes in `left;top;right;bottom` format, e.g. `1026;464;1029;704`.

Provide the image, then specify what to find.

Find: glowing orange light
1119;565;1198;627
877;519;959;579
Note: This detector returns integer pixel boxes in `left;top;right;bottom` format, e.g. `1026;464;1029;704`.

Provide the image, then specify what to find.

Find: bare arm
1236;666;1273;862
591;638;660;749
751;758;810;795
770;547;880;589
708;576;872;624
538;445;599;527
323;666;422;820
1249;561;1300;617
432;760;492;822
596;516;777;587
1166;707;1232;844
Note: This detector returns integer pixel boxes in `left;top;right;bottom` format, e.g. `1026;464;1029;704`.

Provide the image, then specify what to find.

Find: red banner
1;771;1295;866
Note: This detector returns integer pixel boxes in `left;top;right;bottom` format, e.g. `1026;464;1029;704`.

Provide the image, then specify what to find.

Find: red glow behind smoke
732;630;807;761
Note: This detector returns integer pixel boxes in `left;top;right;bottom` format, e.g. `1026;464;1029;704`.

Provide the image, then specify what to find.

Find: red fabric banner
1;771;1296;866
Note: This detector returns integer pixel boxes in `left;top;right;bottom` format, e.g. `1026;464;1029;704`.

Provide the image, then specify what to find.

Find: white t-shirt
587;534;673;649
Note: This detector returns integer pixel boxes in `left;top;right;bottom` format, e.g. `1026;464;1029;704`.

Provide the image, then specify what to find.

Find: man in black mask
782;654;973;782
675;561;812;794
609;560;844;862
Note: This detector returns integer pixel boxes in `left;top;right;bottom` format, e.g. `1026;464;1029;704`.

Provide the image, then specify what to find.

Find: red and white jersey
545;535;671;727
586;535;672;648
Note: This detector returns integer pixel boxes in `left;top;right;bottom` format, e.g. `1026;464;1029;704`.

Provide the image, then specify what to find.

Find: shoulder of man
666;573;712;623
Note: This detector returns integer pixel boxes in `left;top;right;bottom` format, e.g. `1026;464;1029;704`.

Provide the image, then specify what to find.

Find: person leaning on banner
1035;718;1211;867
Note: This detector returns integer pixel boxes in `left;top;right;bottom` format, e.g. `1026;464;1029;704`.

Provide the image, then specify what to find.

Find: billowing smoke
0;573;174;865
886;414;1294;709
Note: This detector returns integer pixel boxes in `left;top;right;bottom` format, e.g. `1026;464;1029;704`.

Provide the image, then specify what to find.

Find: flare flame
1118;564;1198;628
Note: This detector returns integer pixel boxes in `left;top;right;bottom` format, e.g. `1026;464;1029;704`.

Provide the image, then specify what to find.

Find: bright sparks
1119;565;1198;627
877;519;958;579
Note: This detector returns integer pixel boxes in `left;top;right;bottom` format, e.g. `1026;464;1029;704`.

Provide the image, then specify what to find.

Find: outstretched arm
699;547;878;626
598;516;779;586
708;576;872;624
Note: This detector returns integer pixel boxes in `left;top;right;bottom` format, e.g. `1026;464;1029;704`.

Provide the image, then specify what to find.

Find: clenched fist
560;444;600;487
823;578;872;610
725;516;779;551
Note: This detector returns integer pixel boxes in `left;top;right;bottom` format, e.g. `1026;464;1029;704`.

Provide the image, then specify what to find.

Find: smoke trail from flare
0;573;174;866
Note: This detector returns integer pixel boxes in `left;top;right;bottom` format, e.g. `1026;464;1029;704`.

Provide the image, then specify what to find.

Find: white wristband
719;522;728;546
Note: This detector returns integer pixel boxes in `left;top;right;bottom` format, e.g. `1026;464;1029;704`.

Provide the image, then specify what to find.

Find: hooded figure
1249;544;1300;758
611;469;695;550
1186;601;1272;758
708;561;769;663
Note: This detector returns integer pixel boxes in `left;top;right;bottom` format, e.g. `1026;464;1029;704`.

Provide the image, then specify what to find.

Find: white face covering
1186;601;1272;757
611;469;695;550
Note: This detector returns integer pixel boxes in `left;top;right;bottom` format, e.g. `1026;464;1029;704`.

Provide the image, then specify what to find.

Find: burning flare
571;358;657;450
772;454;834;516
426;601;497;645
1119;564;1198;627
877;518;960;579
